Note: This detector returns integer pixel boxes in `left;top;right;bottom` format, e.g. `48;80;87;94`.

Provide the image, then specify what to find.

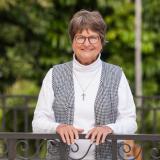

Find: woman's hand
85;126;113;145
56;124;84;145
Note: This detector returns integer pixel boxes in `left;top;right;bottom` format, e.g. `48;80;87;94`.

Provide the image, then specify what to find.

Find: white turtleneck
73;55;102;133
32;55;137;160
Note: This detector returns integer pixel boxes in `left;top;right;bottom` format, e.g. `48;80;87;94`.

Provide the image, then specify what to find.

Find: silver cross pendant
82;93;86;101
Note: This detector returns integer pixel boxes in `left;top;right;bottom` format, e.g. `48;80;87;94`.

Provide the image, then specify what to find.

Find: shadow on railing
0;133;160;160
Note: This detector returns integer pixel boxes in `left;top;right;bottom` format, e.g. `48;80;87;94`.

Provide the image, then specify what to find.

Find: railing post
112;137;117;160
8;139;16;160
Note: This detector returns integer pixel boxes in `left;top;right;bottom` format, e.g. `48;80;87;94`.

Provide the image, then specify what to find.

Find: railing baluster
24;107;29;132
24;97;29;132
1;97;6;131
13;109;17;132
112;136;117;160
153;108;157;133
7;139;16;160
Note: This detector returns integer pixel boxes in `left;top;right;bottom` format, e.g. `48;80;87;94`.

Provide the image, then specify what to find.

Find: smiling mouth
81;48;94;51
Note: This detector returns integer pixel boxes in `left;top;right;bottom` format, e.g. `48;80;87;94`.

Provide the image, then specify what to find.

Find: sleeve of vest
106;71;137;134
32;68;60;133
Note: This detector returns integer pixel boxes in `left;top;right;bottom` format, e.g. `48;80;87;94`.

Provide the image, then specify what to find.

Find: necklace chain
73;70;100;101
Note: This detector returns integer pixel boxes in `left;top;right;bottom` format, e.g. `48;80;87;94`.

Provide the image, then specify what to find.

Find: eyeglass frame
74;35;101;44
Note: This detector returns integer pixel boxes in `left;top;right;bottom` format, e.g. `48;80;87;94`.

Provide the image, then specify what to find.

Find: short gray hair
68;9;107;45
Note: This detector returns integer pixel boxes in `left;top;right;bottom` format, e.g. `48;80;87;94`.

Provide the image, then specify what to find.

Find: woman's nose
83;38;90;46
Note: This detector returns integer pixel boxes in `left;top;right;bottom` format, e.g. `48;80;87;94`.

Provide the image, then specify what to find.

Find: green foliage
0;0;159;96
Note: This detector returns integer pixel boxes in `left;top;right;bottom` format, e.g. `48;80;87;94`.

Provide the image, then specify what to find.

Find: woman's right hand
56;124;84;145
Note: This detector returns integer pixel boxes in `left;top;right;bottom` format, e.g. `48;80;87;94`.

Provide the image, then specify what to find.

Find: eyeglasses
74;35;100;44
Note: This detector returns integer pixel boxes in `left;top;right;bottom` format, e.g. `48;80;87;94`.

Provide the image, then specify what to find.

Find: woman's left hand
85;126;113;145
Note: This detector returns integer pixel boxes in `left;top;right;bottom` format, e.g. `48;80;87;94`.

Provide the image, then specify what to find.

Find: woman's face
72;29;102;65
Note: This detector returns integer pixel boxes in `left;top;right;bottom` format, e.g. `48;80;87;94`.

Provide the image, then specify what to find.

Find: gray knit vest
46;61;122;160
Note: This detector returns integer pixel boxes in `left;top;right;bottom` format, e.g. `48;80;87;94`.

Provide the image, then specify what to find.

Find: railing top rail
0;132;160;141
0;94;37;98
135;95;160;99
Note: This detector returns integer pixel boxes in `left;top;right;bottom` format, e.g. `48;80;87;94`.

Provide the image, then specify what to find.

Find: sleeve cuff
105;124;117;134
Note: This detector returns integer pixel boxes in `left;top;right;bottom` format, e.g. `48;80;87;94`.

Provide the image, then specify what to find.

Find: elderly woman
32;10;137;160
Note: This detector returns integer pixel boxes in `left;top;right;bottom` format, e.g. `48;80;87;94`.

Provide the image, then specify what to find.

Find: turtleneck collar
73;54;102;72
